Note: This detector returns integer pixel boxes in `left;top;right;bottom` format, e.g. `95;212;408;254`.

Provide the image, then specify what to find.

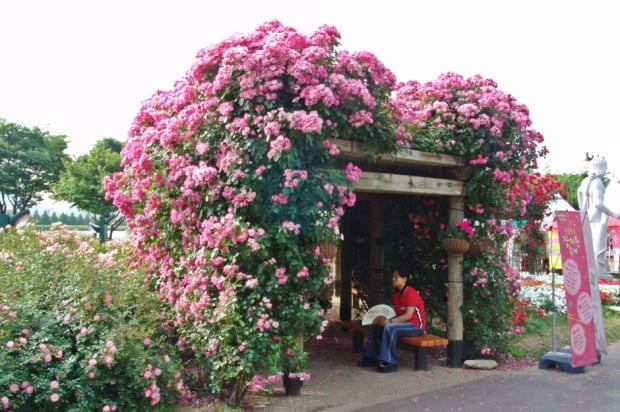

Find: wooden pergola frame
333;139;469;367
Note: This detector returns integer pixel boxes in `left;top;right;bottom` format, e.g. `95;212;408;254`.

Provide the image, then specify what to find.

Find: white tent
548;197;576;212
542;196;575;230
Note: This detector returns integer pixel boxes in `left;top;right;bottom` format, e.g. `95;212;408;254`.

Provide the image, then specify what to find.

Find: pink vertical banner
555;211;599;367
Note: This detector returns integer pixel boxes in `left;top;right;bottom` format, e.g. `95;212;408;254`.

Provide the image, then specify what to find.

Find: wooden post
369;196;384;306
339;210;353;322
334;247;341;297
447;196;465;367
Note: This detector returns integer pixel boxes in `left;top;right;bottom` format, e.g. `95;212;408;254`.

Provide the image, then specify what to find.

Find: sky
1;0;619;182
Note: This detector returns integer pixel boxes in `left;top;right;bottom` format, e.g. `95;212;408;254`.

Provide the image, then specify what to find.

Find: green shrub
0;223;184;411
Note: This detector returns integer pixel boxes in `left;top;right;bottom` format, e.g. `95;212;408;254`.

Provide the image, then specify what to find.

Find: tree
0;118;69;214
51;138;124;240
66;212;78;225
38;210;51;225
77;213;89;225
556;172;588;210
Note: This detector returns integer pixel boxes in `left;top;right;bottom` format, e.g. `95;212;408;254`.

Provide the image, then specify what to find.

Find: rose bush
0;224;184;411
104;21;404;405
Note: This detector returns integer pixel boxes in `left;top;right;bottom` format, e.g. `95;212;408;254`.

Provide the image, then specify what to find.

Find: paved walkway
249;325;620;411
357;341;620;412
243;321;523;411
241;298;620;412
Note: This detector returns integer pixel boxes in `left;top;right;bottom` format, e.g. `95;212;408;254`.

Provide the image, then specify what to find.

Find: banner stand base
559;345;601;364
538;351;585;373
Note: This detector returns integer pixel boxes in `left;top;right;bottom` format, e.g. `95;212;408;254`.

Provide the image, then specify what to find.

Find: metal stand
538;351;585;373
551;268;557;352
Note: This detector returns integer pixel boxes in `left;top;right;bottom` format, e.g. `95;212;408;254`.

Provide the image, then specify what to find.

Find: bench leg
414;347;428;370
352;330;364;353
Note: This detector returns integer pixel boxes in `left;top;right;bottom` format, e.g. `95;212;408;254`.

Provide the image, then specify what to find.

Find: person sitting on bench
357;267;426;373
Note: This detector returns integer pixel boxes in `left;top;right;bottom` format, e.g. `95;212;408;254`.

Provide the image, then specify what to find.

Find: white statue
577;156;620;278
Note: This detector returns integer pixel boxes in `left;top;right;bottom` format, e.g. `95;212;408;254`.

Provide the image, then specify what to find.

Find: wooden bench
337;319;448;370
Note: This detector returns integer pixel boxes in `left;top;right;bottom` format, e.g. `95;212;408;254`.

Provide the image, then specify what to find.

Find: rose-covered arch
105;22;563;405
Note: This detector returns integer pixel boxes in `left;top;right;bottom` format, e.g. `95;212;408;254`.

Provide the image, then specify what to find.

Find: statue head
589;155;608;177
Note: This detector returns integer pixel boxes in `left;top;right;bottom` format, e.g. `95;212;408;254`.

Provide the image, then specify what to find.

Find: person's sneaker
357;357;379;367
378;362;398;373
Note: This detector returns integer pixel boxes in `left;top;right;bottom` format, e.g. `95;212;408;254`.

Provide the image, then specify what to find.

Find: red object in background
609;217;620;249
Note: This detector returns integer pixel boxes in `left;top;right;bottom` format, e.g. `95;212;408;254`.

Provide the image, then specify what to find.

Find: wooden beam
354;171;464;196
333;138;467;168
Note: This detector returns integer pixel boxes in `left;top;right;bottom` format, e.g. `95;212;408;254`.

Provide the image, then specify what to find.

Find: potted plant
307;212;343;260
438;219;475;253
279;336;309;396
468;220;492;255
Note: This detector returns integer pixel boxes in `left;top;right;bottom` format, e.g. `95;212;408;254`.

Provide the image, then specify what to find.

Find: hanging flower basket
311;242;339;260
468;237;491;255
441;237;470;253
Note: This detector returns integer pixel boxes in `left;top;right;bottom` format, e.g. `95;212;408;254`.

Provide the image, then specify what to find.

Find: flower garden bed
519;272;620;314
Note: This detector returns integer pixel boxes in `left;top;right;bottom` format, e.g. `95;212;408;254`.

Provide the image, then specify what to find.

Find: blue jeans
362;323;423;365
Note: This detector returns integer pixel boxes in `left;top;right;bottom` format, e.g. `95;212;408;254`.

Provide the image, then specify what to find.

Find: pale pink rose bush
104;21;404;405
0;224;185;410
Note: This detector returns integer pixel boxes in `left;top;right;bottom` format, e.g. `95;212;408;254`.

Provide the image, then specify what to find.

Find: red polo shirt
392;285;426;330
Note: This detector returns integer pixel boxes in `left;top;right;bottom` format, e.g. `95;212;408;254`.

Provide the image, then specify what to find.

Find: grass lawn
507;306;620;359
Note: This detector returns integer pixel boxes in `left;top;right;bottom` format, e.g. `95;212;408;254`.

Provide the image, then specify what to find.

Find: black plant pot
282;373;303;396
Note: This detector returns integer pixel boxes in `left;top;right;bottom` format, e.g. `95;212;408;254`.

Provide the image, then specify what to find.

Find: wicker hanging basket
310;242;339;260
468;237;491;255
441;238;470;253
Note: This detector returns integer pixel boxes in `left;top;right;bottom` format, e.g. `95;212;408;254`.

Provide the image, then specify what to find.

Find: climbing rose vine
105;21;403;405
392;73;563;353
393;72;558;221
